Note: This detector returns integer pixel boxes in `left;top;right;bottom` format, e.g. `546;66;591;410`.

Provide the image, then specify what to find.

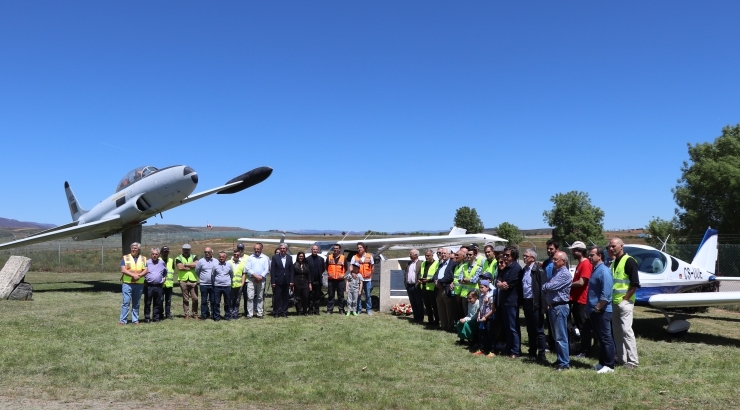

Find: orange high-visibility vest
327;254;346;280
353;253;374;279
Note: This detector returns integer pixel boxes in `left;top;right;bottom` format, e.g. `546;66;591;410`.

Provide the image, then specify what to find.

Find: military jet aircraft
0;165;273;250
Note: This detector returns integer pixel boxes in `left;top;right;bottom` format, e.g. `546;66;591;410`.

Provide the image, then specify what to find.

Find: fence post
58;243;61;269
101;241;104;273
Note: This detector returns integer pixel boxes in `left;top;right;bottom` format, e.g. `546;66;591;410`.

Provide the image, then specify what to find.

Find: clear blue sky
1;1;738;232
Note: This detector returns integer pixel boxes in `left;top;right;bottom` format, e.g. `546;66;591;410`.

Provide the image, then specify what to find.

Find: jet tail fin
64;181;87;222
691;227;718;274
449;226;467;235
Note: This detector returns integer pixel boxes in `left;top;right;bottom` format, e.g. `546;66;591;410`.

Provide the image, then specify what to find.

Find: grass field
1;272;740;409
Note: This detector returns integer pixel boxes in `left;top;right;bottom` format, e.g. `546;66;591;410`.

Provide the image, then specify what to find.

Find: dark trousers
421;288;438;325
454;295;465;322
212;286;230;321
144;284;164;321
479;319;492;353
571;302;592;355
502;305;521;356
295;283;310;314
200;285;214;319
273;283;289;317
163;286;173;318
310;281;322;313
326;279;345;313
591;310;615;368
229;286;242;319
405;284;424;322
522;299;546;357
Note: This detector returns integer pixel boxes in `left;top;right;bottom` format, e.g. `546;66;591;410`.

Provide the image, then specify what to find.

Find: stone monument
0;256;33;300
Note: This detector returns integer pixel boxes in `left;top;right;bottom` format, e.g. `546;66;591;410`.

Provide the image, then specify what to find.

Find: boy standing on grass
345;262;363;317
472;280;495;357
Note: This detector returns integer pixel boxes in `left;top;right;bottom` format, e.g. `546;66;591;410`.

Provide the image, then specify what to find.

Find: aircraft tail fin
449;226;467;235
64;181;87;222
691;227;719;274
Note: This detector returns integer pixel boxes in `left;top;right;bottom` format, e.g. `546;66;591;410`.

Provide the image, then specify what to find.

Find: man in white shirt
404;249;424;323
245;243;270;319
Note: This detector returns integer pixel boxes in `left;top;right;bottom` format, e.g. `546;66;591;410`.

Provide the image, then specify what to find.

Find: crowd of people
117;236;641;372
402;239;640;372
117;241;377;324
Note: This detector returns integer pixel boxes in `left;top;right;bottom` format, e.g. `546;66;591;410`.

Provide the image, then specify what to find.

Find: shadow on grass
34;281;129;294
634;316;740;347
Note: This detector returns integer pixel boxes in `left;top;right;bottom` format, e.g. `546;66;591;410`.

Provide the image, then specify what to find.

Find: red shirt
570;258;593;304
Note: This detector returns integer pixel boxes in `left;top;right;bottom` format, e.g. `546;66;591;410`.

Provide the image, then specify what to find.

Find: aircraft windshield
115;166;159;193
623;246;667;275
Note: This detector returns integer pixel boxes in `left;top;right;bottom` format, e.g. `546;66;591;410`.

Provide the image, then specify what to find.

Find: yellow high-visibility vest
122;254;146;284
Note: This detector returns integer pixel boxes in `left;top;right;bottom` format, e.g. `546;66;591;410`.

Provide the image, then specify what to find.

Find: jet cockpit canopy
116;166;159;193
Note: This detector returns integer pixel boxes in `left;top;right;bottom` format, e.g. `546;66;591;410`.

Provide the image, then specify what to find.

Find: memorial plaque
390;269;406;297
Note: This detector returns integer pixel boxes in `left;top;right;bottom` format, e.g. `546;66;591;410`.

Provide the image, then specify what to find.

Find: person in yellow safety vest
176;244;199;319
119;242;148;325
353;242;375;315
326;244;347;314
469;243;486;267
419;250;439;326
228;247;248;320
454;248;482;318
608;237;640;369
482;245;498;282
160;246;175;319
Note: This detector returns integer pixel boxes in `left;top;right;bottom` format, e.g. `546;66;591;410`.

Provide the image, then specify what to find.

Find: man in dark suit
495;246;523;358
270;243;294;318
433;248;458;332
404;249;424;323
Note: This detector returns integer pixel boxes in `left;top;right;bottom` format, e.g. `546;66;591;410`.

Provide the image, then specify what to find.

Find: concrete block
0;256;32;299
379;259;410;312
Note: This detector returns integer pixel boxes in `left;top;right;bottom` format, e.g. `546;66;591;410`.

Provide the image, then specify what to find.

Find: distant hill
0;217;55;229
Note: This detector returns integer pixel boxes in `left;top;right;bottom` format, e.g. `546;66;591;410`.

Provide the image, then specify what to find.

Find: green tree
493;222;524;245
673;124;740;237
453;206;484;234
542;191;605;245
644;216;679;249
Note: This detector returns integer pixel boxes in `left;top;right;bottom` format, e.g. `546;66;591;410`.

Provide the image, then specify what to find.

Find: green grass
1;272;740;409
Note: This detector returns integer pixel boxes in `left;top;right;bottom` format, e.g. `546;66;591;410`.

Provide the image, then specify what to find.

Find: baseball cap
237;243;245;250
569;241;587;250
182;244;191;250
480;272;494;281
479;279;491;287
160;246;170;252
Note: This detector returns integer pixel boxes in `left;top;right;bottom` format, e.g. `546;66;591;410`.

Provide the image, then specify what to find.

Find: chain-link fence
0;230;272;272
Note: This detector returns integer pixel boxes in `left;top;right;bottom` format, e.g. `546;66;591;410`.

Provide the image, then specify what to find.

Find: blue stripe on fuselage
635;285;703;306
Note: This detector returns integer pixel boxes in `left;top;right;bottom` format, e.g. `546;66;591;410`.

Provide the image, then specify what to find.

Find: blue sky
1;1;738;233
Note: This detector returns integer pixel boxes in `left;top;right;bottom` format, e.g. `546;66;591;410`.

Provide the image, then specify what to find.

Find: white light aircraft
237;227;507;259
624;228;740;334
0;165;273;250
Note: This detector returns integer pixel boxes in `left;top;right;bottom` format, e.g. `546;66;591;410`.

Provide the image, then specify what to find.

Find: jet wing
28;221;79;237
0;216;121;251
178;166;273;207
337;233;508;254
237;238;317;247
649;292;740;308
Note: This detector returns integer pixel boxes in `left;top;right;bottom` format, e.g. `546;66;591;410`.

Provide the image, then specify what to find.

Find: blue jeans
548;303;570;367
120;283;144;324
200;285;214;319
357;280;373;313
503;305;521;356
590;310;615;368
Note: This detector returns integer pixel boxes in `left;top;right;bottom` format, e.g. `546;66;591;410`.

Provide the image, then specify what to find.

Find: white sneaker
592;364;603;371
597;366;614;374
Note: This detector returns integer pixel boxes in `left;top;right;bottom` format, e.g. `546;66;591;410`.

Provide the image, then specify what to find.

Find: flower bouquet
391;303;413;316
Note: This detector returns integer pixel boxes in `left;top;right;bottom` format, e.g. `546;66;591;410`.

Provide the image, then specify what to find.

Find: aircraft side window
671;256;680;272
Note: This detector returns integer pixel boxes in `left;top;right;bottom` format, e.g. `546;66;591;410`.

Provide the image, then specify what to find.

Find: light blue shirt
212;261;234;287
195;257;219;285
587;262;613;314
522;263;533;299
